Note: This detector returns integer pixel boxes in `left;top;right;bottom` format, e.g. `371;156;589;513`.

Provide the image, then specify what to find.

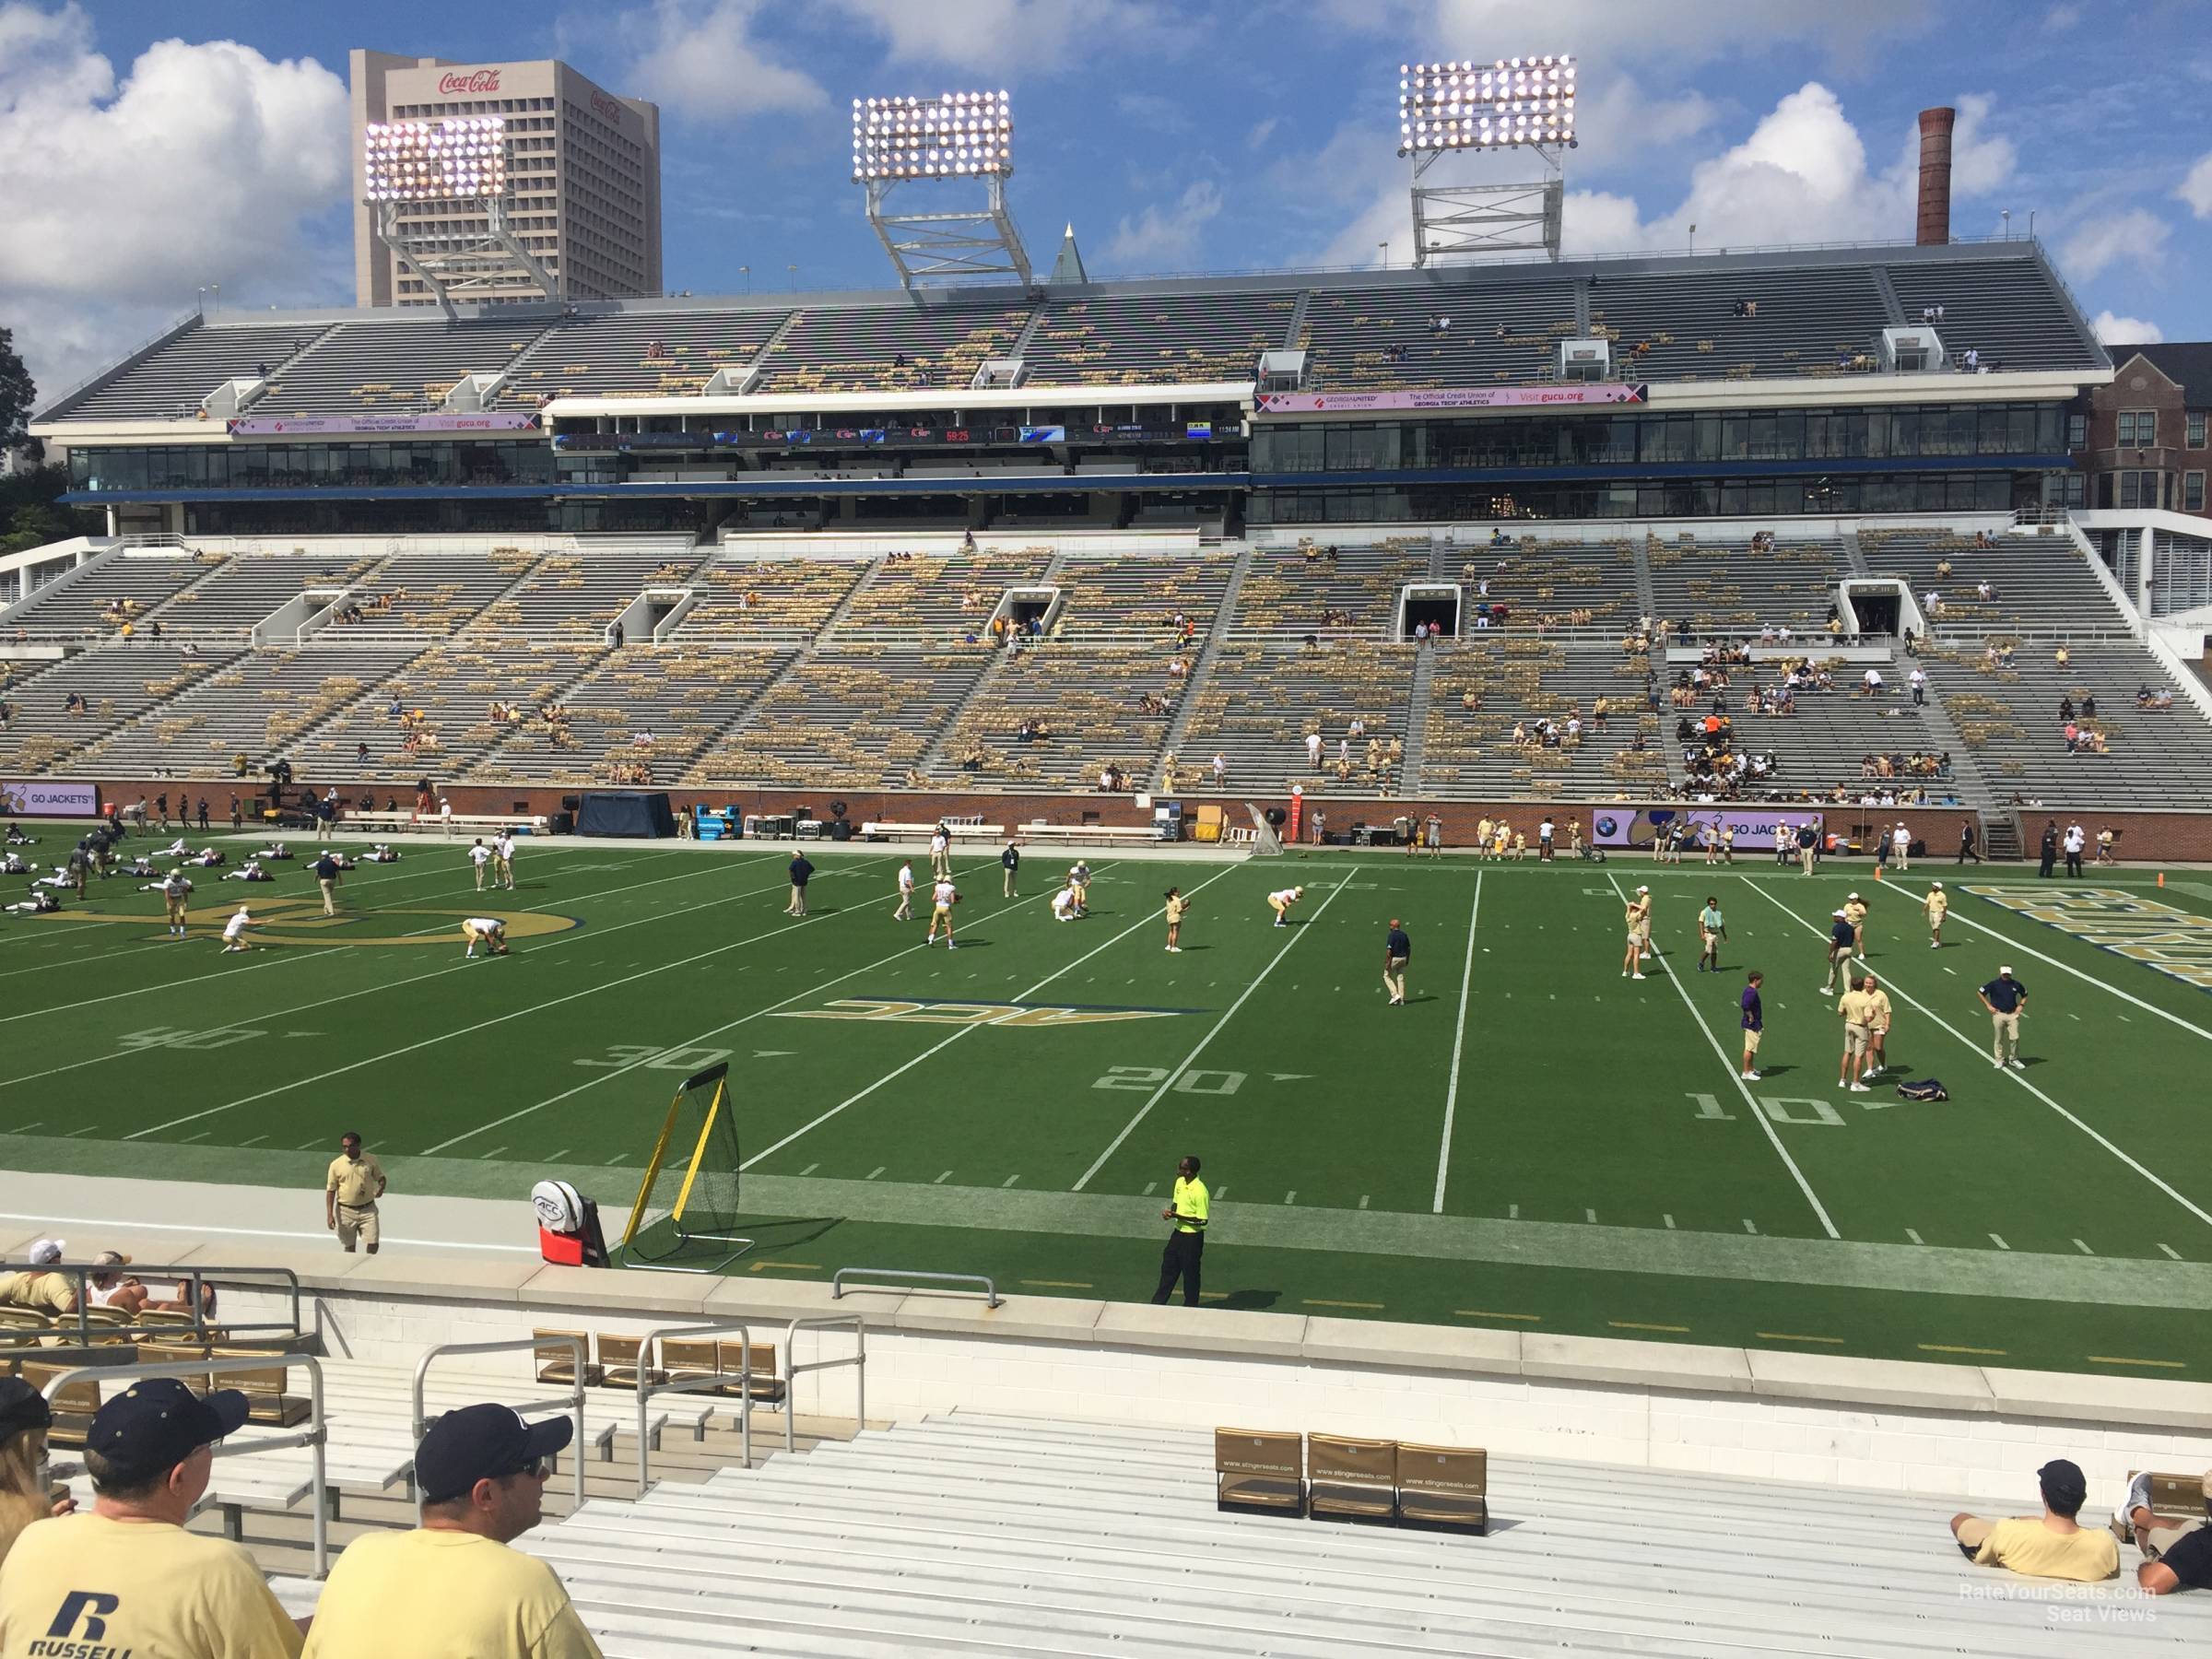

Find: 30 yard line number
576;1044;733;1073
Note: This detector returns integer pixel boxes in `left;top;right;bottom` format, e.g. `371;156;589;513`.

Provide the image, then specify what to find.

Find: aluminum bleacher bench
1214;1428;1305;1517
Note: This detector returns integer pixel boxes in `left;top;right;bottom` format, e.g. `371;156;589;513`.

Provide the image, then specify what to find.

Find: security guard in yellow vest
1151;1155;1209;1306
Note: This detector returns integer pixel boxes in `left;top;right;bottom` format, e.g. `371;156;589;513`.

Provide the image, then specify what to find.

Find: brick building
2072;342;2212;516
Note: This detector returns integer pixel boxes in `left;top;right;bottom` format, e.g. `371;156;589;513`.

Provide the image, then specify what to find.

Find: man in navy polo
1979;966;2028;1070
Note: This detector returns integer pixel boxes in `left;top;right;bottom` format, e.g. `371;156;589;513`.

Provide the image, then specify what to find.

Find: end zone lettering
1966;886;2212;990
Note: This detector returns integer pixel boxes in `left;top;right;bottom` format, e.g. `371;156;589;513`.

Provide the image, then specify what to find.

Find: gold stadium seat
1307;1432;1398;1524
1396;1442;1488;1535
533;1328;602;1388
1214;1428;1304;1517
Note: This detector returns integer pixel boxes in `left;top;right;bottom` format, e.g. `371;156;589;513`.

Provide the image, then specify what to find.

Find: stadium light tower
361;115;559;316
854;90;1032;288
1398;55;1576;265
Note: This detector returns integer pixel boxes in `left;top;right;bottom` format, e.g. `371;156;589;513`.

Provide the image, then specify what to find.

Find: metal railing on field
411;1335;585;1510
832;1266;999;1308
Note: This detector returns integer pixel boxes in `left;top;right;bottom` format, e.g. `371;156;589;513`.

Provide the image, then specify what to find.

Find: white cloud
1246;117;1277;151
2091;311;2162;346
2176;150;2212;218
830;0;1182;75
1100;180;1223;271
2059;208;2171;281
1419;0;1927;67
0;4;350;405
618;0;824;123
2044;3;2083;29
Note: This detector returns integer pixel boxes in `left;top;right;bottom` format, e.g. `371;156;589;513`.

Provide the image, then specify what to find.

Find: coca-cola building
350;51;663;306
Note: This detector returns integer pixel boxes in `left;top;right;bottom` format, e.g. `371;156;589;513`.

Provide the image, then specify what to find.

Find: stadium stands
1178;641;1418;795
498;308;792;404
676;558;872;641
158;555;382;636
1586;265;1891;382
477;646;794;786
833;548;1055;640
62;322;334;421
1;550;216;634
308;644;606;779
759;300;1034;394
688;648;993;788
1646;532;1849;636
1230;542;1431;635
254;319;542;416
327;550;540;638
1023;290;1291;387
1300;278;1579;389
1883;257;2106;371
927;644;1176;790
0;646;236;774
478;548;711;637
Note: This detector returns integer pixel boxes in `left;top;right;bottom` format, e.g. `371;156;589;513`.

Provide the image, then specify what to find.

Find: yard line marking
2073;1238;2094;1254
1663;1213;1675;1230
1075;872;1352;1192
1020;1279;1092;1289
1283;1190;1296;1205
866;1167;886;1181
0;853;812;1101
479;1147;507;1159
1755;1332;1844;1344
9;1124;40;1135
1508;1204;1518;1219
1742;1218;1758;1234
1456;1309;1540;1321
1303;1299;1383;1310
1621;873;1839;1240
1990;1233;2010;1250
1906;1228;1924;1244
1358;1194;1370;1210
238;1134;266;1147
1213;1185;1229;1202
1741;877;2212;1234
2088;1355;2184;1369
1001;1174;1020;1188
180;1131;210;1144
1920;1343;2006;1356
1610;1321;1688;1333
1879;878;2212;1045
1584;1207;1597;1223
1431;871;1483;1214
798;1163;819;1177
735;860;1184;1174
64;1126;99;1136
546;1148;571;1163
2159;1242;2183;1260
936;1171;956;1185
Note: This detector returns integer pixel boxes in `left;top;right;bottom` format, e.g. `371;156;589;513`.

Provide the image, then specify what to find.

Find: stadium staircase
910;549;1072;780
236;325;347;417
1398;647;1441;792
1151;540;1256;788
1868;265;1909;327
264;1410;2211;1656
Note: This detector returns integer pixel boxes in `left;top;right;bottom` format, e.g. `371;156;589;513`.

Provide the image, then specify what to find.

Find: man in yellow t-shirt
1924;880;1948;948
304;1403;599;1658
1836;977;1876;1093
325;1133;387;1255
1951;1458;2119;1583
0;1377;301;1657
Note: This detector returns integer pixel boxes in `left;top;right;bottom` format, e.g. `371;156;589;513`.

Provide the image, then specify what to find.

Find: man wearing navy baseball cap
303;1403;600;1657
0;1377;304;1654
1950;1456;2120;1582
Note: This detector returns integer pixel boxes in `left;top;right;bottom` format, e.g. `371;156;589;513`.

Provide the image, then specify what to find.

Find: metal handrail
832;1267;999;1308
40;1352;329;1578
629;1320;756;1493
411;1335;584;1510
0;1260;302;1349
782;1315;865;1455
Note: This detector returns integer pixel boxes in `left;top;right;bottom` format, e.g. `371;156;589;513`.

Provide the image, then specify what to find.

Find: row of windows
1250;470;2041;525
2100;469;2207;512
71;442;557;492
393;98;558;116
1251;403;2067;474
2112;408;2209;449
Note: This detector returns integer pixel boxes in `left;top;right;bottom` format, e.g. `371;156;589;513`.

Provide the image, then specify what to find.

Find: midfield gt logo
780;996;1184;1029
1967;886;2212;991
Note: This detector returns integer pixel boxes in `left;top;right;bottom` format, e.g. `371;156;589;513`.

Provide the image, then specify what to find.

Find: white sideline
1430;870;1482;1214
1740;877;2212;1231
1607;872;1841;1240
1073;870;1351;1193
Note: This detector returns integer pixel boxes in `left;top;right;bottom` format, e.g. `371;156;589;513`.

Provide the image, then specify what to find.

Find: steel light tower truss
854;92;1031;288
363;116;559;315
1398;55;1576;265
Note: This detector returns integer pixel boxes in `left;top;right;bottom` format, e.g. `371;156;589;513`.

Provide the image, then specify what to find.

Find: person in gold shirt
1924;880;1948;948
1860;972;1895;1079
1835;976;1877;1093
1620;886;1651;981
0;1238;76;1319
1841;891;1869;957
324;1132;387;1255
304;1403;600;1658
1951;1459;2118;1583
0;1379;302;1657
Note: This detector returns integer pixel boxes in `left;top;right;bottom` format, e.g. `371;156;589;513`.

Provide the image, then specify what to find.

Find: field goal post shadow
617;1060;754;1274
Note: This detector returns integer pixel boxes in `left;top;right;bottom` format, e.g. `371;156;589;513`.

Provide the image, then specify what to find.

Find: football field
4;824;2210;1379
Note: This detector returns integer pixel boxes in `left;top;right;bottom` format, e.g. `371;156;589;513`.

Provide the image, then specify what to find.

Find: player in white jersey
1266;886;1305;926
892;860;915;921
493;831;516;889
159;869;194;936
220;904;258;952
460;917;509;958
1051;882;1080;921
468;838;492;890
925;877;960;947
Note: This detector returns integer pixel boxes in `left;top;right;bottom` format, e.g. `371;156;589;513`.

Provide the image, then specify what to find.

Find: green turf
5;822;2209;1378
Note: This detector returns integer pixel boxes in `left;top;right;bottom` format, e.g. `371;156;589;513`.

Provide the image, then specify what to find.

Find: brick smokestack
1916;106;1956;246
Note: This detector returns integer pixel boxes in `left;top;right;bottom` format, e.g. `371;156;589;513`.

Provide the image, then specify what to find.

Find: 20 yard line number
576;1044;732;1074
1093;1066;1246;1095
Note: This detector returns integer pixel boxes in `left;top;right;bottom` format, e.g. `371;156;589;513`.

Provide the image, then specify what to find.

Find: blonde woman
0;1379;73;1569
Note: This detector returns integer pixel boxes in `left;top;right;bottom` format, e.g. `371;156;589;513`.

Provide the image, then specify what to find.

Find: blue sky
6;0;2210;405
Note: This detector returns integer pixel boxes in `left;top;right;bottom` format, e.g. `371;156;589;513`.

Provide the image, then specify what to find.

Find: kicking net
619;1061;752;1270
1245;805;1285;856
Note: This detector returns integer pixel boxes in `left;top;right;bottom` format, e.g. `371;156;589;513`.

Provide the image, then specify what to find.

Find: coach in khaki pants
326;1131;388;1254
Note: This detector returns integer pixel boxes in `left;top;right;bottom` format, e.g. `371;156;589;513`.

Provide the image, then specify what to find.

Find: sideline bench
1019;823;1159;846
860;819;1006;845
343;810;548;836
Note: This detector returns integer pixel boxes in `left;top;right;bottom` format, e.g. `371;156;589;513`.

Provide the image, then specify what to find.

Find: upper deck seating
757;302;1033;394
1022;290;1288;387
498;308;792;406
1300;279;1579;389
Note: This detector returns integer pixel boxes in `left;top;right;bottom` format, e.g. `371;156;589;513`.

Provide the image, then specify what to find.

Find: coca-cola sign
589;90;621;125
438;68;501;95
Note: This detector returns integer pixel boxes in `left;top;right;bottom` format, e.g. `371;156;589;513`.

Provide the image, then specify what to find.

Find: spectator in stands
2118;1471;2212;1595
0;1239;76;1317
0;1378;300;1655
1951;1459;2117;1582
300;1403;594;1657
2082;694;2098;720
0;1380;72;1568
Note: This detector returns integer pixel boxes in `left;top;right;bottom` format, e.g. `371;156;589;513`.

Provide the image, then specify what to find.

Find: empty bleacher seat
1214;1428;1305;1516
